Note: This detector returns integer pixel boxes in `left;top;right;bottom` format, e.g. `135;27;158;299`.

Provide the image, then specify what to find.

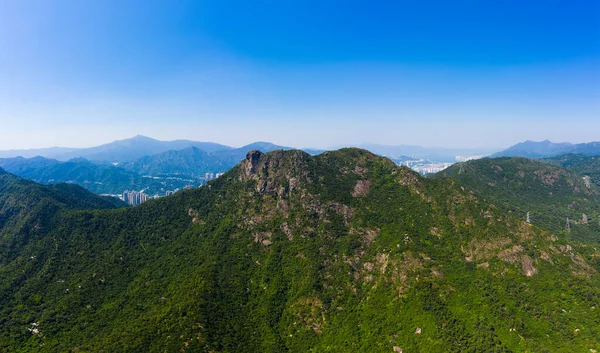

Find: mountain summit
0;149;598;352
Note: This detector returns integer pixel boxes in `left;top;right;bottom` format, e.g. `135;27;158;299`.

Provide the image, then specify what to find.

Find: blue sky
0;0;598;149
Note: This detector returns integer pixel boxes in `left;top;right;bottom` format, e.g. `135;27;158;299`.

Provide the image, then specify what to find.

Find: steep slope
1;151;599;352
543;154;600;188
437;157;600;244
0;167;127;214
123;142;292;177
0;168;126;262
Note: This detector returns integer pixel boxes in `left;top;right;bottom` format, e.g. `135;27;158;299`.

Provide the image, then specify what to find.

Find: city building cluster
113;172;227;206
411;162;454;175
400;160;452;175
205;172;225;181
399;155;487;175
122;190;148;206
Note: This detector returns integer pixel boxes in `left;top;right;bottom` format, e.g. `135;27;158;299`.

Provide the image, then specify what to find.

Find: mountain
124;146;226;177
437;157;600;244
0;169;127;212
54;135;233;162
543;154;600;188
493;140;600;159
1;149;598;352
0;168;126;235
300;148;327;156
0;147;79;159
0;135;232;163
123;141;292;177
0;156;187;195
0;142;339;194
570;142;600;155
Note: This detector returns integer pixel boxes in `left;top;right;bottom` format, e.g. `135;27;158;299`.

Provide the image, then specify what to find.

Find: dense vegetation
0;167;126;265
543;154;600;188
1;151;599;352
437;157;600;245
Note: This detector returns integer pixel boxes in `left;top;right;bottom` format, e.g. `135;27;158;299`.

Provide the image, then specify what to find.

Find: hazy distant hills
0;135;232;163
0;147;79;160
123;142;292;177
0;136;499;164
3;136;599;164
492;140;600;159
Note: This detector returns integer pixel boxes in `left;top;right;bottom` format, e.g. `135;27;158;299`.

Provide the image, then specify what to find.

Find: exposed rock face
521;256;538;277
534;170;560;185
244;150;263;177
253;232;273;246
281;222;293;240
240;149;311;195
352;180;371;197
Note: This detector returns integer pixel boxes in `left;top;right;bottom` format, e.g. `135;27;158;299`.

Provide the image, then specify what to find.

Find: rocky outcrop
352;180;371;197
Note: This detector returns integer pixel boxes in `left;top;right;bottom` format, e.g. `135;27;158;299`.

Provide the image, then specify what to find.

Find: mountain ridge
0;135;233;162
1;148;598;351
493;140;600;158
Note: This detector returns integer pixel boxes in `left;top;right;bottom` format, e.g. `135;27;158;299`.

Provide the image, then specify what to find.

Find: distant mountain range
0;141;298;194
0;135;232;162
492;140;600;159
123;142;295;177
2;136;600;197
3;136;600;164
0;135;499;164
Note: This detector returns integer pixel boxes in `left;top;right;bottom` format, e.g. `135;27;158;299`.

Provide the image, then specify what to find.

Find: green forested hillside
543;154;600;188
0;167;126;268
437;157;600;245
1;152;599;352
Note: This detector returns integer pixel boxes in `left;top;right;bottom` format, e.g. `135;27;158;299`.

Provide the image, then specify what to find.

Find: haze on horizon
1;1;599;151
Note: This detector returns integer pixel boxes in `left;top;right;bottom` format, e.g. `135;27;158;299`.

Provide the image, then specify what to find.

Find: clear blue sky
1;0;598;149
